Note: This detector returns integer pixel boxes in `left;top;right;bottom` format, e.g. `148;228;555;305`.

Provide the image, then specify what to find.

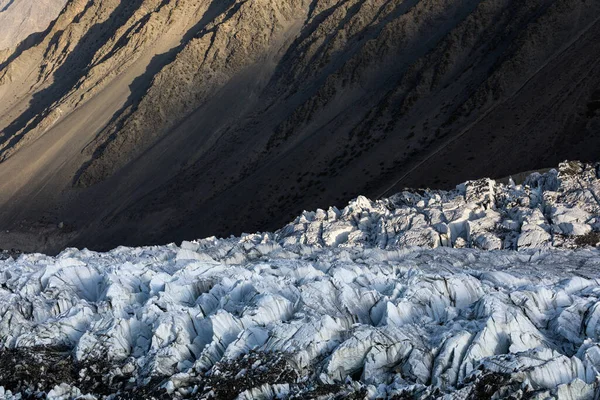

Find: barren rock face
0;0;67;51
0;0;599;252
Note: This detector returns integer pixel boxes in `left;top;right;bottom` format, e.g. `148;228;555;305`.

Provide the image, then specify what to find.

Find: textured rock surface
0;0;600;252
0;0;66;51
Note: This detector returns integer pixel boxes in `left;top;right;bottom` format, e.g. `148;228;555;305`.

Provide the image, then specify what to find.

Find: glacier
0;161;600;399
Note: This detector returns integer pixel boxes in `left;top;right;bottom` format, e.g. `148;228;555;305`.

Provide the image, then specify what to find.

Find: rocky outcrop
0;0;599;252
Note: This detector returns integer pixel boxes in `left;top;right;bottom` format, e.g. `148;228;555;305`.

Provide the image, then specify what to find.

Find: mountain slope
0;0;599;252
0;0;66;51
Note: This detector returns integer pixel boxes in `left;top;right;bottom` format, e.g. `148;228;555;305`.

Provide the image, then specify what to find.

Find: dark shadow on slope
269;0;420;97
263;0;430;150
0;0;146;156
0;0;94;72
246;0;425;152
72;0;242;186
345;0;530;144
0;0;15;13
0;6;63;72
267;0;355;90
0;30;48;71
92;0;173;67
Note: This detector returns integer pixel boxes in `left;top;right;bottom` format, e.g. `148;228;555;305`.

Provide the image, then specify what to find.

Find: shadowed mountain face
0;0;599;253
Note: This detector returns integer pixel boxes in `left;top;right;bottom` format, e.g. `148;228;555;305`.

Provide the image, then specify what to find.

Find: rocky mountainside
0;0;599;252
0;0;67;51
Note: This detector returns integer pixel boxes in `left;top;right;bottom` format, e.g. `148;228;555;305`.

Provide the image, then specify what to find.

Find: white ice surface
1;242;600;398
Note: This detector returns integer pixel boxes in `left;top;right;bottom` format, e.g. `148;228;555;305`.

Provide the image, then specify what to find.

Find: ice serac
277;161;600;251
1;0;600;253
